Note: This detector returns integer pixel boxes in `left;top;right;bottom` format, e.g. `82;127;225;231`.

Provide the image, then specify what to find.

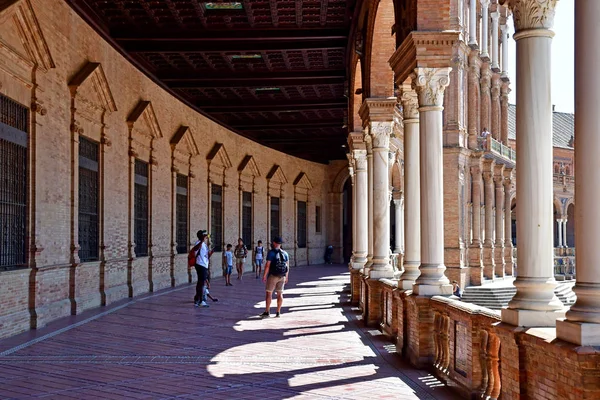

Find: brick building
0;0;598;399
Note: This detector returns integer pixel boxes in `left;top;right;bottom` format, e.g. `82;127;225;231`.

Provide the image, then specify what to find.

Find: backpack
270;250;288;276
188;243;202;268
234;245;246;259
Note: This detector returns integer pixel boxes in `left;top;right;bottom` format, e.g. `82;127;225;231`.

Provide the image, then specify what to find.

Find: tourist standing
223;244;234;286
193;231;213;307
261;237;289;318
234;238;248;280
254;240;265;279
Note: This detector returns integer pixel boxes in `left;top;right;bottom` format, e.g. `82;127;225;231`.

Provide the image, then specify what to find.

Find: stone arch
390;158;402;194
331;163;351;193
330;165;351;264
364;0;395;98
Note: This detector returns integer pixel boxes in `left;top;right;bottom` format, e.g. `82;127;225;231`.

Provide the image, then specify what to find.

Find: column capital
413;67;451;108
502;0;557;33
501;81;511;98
491;10;499;21
352;149;368;171
347;131;366;151
480;0;490;7
369;121;394;149
399;81;419;120
358;97;397;127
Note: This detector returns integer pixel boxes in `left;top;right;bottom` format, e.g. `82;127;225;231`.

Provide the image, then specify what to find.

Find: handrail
477;135;516;162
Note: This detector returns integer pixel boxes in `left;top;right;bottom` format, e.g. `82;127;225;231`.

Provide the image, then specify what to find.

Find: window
211;184;223;252
78;137;99;262
175;174;188;254
297;201;307;248
134;159;149;257
0;94;28;270
270;196;280;241
242;191;252;249
315;205;322;233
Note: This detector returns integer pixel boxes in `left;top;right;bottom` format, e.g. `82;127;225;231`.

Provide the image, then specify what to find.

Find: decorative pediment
238;155;261;177
170;125;199;156
0;0;55;71
293;172;313;190
68;62;117;113
127;100;162;139
207;142;232;169
267;165;288;184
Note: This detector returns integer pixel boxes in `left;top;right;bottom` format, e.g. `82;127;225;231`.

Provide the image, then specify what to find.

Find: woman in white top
193;230;213;307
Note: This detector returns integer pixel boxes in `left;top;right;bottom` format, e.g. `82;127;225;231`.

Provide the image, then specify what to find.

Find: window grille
175;174;188;254
0;94;28;270
270;197;280;241
211;184;223;252
297;201;307;248
242;191;252;249
315;205;322;233
134;159;149;257
78;137;99;262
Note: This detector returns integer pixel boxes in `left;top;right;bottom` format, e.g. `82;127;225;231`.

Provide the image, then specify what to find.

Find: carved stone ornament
370;121;393;149
483;171;494;182
71;120;84;134
413;67;451;107
149;156;158;166
31;101;47;116
101;134;112;147
352;149;368;171
400;89;419;120
128;148;138;158
504;0;557;32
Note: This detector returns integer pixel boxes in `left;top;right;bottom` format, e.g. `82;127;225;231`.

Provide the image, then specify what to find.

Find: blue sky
507;0;574;112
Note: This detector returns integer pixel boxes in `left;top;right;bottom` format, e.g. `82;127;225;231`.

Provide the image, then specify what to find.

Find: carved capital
504;0;557;33
400;88;419;120
352;149;368;171
413;67;451;107
149;156;158;166
71;120;84;135
172;165;179;174
482;171;494;183
128;148;138;158
369;121;393;149
101;134;112;147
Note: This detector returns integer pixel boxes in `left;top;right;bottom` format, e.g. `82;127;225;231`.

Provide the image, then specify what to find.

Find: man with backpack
260;236;289;318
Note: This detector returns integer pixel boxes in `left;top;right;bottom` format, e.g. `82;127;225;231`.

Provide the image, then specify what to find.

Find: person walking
193;230;213;307
254;240;265;279
234;238;248;281
223;243;234;286
261;236;289;318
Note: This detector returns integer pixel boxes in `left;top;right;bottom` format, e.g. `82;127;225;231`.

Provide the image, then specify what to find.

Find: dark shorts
226;265;233;275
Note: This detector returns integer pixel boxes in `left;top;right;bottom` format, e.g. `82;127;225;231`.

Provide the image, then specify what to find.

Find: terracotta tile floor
0;265;460;399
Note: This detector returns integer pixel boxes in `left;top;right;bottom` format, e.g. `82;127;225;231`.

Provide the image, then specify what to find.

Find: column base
369;267;394;280
501;308;566;327
350;269;362;305
399;279;417;290
556;319;600;346
413;283;453;296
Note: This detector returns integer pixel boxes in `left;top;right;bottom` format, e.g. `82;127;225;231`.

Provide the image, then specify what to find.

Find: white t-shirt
255;246;264;260
224;250;233;266
195;241;209;269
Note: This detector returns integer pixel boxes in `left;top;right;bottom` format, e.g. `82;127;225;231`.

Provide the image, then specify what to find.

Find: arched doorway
342;178;353;264
554;203;560;247
511;198;517;246
566;203;575;248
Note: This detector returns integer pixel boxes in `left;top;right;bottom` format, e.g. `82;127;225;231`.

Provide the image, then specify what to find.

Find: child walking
223;244;234;286
234;238;248;280
254;240;265;279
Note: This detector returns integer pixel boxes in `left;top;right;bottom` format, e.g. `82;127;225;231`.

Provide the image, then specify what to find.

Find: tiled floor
0;265;460;399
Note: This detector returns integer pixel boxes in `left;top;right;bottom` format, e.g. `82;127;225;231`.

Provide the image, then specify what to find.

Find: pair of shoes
275;312;281;318
211;298;219;302
194;301;200;307
227;283;233;286
200;301;209;308
260;311;270;318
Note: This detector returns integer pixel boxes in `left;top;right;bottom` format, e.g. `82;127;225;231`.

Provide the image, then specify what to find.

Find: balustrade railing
478;135;516;162
553;173;574;185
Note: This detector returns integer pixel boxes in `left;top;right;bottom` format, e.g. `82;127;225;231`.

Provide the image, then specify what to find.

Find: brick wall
0;0;331;339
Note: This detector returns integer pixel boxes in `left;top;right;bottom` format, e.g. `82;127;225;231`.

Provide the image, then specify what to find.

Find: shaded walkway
0;265;459;399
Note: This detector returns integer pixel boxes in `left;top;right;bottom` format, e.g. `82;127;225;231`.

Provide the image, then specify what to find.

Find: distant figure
254;240;265;279
261;236;289;318
324;245;334;264
234;238;248;281
480;128;490;150
192;230;214;308
223;244;233;286
452;280;463;298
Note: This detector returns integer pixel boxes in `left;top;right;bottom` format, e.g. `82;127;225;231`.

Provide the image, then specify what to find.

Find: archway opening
566;203;575;248
342;178;353;264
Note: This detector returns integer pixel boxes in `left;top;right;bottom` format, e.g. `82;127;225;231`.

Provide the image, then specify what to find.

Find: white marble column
348;155;356;266
399;85;421;289
393;198;403;254
502;0;564;327
500;82;510;144
366;135;374;269
558;0;600;346
503;168;514;276
501;23;509;79
480;0;490;59
562;219;568;247
353;149;368;268
494;166;505;277
491;11;500;71
482;163;496;279
556;219;563;247
469;0;478;47
412;68;452;296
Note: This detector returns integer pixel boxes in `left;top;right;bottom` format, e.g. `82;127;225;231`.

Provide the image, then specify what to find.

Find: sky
507;0;574;112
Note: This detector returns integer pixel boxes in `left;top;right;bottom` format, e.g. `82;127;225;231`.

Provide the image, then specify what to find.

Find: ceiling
66;0;357;164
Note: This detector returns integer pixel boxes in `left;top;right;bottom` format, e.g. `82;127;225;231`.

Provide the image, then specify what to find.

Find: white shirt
195;241;209;268
255;246;264;260
224;250;233;266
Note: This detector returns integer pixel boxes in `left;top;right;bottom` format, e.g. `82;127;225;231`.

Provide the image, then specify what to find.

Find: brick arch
350;59;364;131
364;0;395;98
331;165;351;194
390;159;402;191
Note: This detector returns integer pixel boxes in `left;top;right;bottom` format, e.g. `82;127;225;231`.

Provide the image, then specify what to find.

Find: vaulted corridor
0;265;458;399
